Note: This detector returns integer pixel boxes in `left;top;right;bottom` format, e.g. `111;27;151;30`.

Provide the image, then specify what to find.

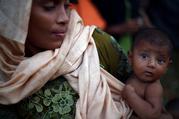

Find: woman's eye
43;2;56;11
64;3;70;9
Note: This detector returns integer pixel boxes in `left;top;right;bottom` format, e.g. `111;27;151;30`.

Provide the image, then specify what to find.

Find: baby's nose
147;58;156;68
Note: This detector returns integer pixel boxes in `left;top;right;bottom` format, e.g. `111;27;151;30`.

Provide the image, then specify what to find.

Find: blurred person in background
91;0;151;54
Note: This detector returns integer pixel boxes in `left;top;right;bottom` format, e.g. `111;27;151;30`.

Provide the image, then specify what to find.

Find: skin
122;40;171;119
25;0;70;56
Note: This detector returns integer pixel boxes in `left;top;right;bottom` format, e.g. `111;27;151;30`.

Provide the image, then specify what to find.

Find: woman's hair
132;27;174;57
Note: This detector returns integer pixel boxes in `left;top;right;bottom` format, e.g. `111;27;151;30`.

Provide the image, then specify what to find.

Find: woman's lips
52;31;66;39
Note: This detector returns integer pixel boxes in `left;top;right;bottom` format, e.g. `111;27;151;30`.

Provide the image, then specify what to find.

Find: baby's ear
167;58;173;68
169;58;173;64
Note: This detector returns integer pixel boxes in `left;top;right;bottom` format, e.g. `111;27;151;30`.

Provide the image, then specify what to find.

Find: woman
0;0;132;118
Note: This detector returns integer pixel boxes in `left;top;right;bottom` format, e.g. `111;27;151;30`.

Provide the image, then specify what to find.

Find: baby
122;28;173;119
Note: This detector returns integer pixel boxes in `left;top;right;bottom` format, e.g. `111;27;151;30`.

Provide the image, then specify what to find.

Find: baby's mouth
144;71;153;77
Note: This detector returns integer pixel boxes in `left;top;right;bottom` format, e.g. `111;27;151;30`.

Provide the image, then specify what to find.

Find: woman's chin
47;42;63;50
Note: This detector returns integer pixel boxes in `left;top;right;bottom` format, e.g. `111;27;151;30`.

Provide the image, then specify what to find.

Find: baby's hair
132;27;174;57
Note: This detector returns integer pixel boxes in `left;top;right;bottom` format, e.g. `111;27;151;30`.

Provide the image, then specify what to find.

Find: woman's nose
56;7;69;25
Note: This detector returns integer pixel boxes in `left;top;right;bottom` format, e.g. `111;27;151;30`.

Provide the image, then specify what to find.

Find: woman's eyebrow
39;0;61;4
34;0;52;4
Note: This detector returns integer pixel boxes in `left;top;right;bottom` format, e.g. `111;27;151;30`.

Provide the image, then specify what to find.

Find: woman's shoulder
92;28;131;82
92;28;121;49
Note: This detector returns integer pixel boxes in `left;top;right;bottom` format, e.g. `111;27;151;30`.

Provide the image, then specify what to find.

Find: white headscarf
0;0;32;44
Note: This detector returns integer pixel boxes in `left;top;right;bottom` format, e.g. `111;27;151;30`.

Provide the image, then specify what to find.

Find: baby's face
129;40;171;82
26;0;70;54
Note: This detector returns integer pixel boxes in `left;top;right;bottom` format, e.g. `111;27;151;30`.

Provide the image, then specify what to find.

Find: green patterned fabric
18;77;78;119
0;28;130;119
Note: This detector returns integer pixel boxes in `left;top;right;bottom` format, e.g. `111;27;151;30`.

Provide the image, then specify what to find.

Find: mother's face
26;0;70;55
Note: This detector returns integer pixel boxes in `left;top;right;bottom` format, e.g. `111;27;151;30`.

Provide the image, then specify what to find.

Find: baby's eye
157;59;165;65
140;53;148;60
